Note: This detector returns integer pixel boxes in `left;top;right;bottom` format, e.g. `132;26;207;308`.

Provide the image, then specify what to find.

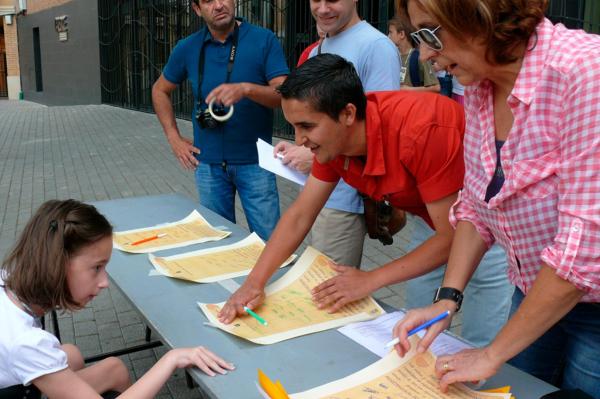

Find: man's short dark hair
278;54;367;121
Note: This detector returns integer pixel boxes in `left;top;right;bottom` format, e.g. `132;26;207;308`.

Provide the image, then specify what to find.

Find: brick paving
0;99;459;398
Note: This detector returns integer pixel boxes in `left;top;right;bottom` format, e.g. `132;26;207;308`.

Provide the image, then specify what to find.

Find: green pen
244;306;268;326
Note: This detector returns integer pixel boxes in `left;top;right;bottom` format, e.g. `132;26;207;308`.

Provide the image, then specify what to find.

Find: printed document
257;139;307;186
290;337;511;399
338;311;471;358
149;232;295;283
113;210;230;253
198;246;385;344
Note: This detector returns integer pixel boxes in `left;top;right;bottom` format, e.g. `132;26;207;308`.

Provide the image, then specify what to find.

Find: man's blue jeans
195;163;280;240
508;289;600;398
404;214;514;347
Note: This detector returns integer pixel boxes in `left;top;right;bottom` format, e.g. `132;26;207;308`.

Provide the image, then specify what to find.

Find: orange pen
130;233;167;246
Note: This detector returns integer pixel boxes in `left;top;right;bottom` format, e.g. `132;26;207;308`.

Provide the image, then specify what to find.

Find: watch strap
433;287;463;312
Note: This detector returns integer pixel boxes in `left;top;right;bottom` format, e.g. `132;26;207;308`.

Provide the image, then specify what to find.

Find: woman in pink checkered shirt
392;0;600;396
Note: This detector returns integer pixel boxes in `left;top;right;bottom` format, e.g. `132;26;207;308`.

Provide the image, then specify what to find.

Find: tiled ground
0;99;459;398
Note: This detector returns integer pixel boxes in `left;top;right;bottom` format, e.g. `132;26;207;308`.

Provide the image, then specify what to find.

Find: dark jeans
195;162;280;241
508;289;600;398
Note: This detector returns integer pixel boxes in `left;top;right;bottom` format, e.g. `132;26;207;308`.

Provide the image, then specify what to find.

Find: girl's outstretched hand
169;347;235;377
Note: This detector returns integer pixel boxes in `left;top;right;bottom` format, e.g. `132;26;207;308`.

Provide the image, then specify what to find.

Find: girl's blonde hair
1;199;112;311
396;0;548;64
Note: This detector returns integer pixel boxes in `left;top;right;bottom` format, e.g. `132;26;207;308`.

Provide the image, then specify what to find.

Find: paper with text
198;246;385;344
338;311;472;358
290;337;511;399
113;210;230;254
148;233;296;283
257;139;307;186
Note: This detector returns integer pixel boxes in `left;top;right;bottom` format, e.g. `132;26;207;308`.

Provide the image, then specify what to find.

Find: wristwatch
433;287;464;312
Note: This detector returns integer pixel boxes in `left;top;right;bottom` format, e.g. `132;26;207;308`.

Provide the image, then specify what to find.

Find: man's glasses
410;26;443;51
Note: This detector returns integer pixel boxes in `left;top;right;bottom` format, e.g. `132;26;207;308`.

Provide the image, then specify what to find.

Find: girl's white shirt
0;278;68;388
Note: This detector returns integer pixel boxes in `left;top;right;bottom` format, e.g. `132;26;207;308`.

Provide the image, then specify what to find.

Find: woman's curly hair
396;0;548;65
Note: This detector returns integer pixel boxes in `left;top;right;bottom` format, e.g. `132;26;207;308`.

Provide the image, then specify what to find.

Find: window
33;27;43;91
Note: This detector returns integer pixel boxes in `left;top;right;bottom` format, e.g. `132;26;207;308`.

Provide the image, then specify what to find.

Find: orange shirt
311;91;465;228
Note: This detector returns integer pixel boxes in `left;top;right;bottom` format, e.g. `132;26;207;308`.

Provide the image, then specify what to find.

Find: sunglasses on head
410;26;443;51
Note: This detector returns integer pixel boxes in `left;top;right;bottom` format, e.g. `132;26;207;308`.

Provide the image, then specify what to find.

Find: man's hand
168;135;200;170
218;282;265;324
206;83;248;107
273;142;313;174
311;263;376;313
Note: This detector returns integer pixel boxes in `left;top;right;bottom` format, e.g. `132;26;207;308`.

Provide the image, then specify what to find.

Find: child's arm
118;346;234;399
33;346;234;399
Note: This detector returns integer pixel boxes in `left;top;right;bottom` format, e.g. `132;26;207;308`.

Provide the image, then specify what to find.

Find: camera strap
196;20;240;110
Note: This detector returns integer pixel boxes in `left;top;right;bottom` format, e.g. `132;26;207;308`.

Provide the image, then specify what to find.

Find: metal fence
98;0;599;138
547;0;600;33
97;0;394;138
99;0;200;117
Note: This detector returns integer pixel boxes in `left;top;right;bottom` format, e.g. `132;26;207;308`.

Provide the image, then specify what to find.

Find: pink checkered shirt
451;19;600;302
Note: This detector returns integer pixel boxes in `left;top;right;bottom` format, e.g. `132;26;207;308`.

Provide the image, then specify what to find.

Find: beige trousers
310;207;367;267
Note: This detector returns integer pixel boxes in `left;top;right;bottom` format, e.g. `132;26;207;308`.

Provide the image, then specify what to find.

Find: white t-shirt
452;75;465;96
0;281;68;388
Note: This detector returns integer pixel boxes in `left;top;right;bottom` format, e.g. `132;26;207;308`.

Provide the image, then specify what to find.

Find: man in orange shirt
219;53;465;322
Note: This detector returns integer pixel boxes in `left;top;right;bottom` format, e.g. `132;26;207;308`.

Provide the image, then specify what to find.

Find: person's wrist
369;268;389;292
484;342;507;367
164;348;183;370
436;298;459;314
433;287;463;312
166;130;181;143
244;273;266;292
241;82;251;97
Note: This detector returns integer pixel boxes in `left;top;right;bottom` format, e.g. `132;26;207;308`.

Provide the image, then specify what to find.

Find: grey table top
93;194;557;399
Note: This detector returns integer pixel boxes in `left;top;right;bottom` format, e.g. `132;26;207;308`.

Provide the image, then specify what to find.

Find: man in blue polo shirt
152;0;289;240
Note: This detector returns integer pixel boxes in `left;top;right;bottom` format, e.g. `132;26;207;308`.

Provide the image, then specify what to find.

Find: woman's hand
392;301;455;357
435;347;502;392
218;281;265;324
311;263;376;312
168;347;235;377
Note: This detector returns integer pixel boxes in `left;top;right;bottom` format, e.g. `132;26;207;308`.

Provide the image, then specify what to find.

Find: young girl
0;199;234;398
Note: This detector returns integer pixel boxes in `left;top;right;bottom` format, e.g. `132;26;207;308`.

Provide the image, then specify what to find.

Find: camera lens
212;104;227;116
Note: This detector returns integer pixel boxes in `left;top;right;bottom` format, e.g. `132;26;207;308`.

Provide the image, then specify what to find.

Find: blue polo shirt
162;20;289;164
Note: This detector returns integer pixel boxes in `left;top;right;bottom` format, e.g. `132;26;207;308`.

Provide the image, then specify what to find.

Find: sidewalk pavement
0;99;459;398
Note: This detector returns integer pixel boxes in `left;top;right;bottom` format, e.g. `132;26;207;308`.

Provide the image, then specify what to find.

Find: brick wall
26;0;73;14
3;18;20;76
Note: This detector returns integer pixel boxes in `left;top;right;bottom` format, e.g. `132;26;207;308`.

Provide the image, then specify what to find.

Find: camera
195;99;234;130
196;107;221;129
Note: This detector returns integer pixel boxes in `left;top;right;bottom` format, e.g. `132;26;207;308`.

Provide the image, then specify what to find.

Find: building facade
15;0;101;105
0;0;24;99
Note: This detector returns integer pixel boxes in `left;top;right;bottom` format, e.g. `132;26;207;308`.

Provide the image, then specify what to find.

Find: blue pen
385;310;451;349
